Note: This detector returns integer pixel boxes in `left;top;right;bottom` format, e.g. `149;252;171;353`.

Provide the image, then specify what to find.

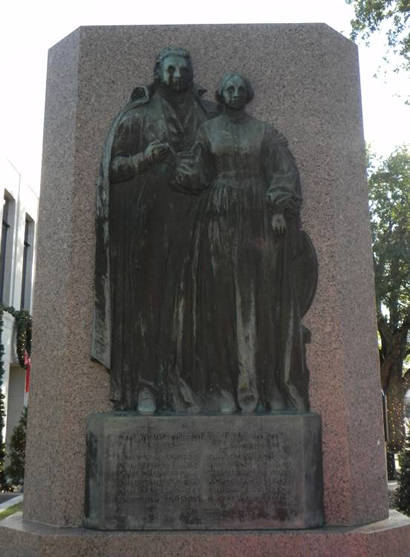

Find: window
0;192;15;304
20;215;34;310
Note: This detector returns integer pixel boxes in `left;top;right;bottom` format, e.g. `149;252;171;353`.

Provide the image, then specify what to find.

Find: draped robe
92;84;215;410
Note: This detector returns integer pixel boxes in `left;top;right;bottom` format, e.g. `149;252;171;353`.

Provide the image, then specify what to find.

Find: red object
24;349;31;393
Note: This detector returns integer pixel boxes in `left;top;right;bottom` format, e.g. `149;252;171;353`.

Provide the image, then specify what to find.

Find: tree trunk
386;369;406;453
386;449;397;480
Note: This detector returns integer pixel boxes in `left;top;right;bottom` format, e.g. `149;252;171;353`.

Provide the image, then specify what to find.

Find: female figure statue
173;73;317;414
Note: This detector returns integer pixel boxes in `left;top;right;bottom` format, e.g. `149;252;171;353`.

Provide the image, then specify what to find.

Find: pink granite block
1;512;410;556
21;24;387;529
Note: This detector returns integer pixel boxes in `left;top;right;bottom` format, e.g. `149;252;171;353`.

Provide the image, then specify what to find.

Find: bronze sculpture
172;73;317;413
92;47;216;413
93;55;317;415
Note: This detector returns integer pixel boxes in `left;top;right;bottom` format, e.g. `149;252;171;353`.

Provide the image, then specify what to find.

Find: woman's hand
271;213;287;236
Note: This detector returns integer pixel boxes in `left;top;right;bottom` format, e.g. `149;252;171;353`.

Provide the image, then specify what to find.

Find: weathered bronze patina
92;48;216;414
93;55;317;415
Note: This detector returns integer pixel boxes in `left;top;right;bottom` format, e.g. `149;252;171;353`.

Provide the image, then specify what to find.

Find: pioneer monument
86;57;321;530
1;23;410;555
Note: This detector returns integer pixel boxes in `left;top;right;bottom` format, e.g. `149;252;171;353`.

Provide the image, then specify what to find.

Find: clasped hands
143;140;172;165
143;141;287;239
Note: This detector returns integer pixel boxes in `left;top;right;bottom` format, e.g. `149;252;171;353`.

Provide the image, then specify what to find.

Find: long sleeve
109;114;149;183
264;126;302;216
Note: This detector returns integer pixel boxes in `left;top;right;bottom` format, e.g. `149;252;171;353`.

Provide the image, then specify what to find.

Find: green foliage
0;306;32;367
0;388;5;487
368;146;410;330
5;407;27;487
0;502;23;521
395;422;410;515
0;310;7;490
0;306;32;491
368;146;410;455
346;0;410;71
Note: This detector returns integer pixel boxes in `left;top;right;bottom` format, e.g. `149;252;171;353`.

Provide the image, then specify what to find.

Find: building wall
0;157;38;455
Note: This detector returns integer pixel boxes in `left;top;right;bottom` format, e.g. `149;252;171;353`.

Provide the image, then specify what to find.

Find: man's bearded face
159;55;193;92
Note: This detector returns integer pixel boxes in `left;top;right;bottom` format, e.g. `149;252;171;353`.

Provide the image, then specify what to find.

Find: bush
5;407;27;488
395;421;410;516
0;389;7;490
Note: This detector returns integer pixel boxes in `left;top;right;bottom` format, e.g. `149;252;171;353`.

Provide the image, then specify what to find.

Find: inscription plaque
85;413;323;530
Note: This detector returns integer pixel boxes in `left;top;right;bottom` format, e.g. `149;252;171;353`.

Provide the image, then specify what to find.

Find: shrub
5;407;27;488
395;421;410;516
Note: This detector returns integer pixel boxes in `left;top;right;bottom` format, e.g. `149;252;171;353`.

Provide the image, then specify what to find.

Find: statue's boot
219;390;237;414
137;387;156;415
238;393;258;414
270;390;287;412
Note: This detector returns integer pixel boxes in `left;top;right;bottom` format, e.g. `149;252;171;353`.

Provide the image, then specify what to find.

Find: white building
0;157;38;452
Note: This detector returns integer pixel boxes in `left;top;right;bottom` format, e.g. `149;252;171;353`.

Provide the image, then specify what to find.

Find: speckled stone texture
20;24;387;530
1;512;410;557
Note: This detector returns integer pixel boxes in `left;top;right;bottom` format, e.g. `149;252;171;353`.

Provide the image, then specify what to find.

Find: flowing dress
173;112;312;412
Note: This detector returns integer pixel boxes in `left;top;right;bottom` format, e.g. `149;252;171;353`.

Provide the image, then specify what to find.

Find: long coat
92;83;215;410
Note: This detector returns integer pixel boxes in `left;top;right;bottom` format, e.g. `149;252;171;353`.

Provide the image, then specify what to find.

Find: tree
368;146;410;477
5;407;27;488
346;0;410;71
0;392;6;490
0;311;7;490
0;306;31;491
395;421;410;515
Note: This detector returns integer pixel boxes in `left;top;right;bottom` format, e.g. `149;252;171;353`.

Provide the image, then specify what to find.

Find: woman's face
221;75;247;110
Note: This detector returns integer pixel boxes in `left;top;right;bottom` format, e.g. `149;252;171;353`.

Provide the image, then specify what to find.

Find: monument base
1;512;410;556
85;413;323;530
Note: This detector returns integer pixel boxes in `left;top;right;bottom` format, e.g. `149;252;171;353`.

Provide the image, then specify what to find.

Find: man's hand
271;213;286;237
144;140;171;164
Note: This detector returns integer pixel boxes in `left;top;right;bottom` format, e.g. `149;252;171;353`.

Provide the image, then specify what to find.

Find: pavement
0;493;23;512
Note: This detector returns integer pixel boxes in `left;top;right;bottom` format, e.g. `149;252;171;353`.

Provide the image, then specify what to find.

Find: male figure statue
92;47;216;414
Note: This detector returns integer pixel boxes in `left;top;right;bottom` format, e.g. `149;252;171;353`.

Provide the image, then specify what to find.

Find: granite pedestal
85;414;323;530
1;22;410;556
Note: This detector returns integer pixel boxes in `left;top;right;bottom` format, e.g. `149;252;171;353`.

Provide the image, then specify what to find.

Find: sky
1;0;409;194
